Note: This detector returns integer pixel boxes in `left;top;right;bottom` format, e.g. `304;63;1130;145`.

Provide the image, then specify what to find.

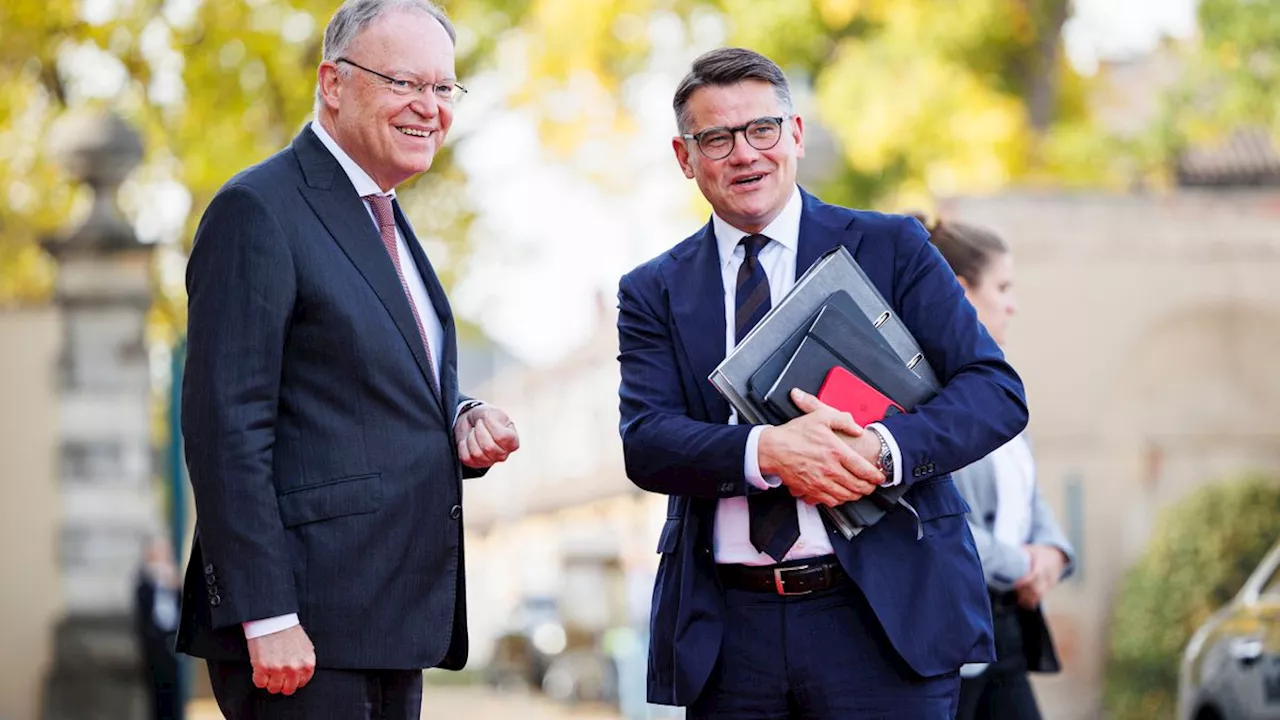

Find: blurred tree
1184;0;1280;135
515;0;1101;211
0;0;531;325
1131;0;1280;184
1104;474;1280;720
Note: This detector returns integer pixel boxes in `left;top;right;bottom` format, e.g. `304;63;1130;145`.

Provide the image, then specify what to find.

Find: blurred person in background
919;215;1076;720
616;47;1028;719
176;1;518;717
134;536;183;720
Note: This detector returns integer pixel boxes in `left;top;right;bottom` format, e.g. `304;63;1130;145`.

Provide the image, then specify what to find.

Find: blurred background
1;0;1278;718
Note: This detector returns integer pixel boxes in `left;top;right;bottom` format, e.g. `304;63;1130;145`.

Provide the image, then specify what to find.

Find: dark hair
672;48;793;134
910;213;1009;288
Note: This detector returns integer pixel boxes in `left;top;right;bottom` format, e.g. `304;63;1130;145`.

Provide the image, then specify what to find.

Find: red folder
816;366;904;425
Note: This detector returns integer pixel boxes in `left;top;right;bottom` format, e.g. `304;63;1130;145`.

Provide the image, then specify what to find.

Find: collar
712;184;801;268
310;120;396;201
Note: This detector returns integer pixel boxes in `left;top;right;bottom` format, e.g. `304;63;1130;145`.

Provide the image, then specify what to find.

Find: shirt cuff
866;422;903;487
243;613;300;639
455;399;484;425
744;425;780;491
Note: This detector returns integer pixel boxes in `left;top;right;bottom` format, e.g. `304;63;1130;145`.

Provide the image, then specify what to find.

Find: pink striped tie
365;193;439;397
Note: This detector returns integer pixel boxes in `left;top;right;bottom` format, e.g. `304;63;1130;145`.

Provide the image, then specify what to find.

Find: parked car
1180;541;1280;720
484;595;567;691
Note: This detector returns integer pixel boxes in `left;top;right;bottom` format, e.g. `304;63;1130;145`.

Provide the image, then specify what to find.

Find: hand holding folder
710;246;941;539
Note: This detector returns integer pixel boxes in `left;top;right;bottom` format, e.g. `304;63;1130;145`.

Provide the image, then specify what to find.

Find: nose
408;89;440;118
725;129;761;164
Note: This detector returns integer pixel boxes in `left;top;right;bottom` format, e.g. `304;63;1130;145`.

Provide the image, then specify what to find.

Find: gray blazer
952;442;1076;675
952;450;1076;592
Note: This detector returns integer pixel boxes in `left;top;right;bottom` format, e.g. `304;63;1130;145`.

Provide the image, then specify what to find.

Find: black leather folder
759;301;934;421
747;291;896;423
751;298;939;529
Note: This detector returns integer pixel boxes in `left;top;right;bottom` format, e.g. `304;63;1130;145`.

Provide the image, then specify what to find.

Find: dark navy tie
736;234;800;562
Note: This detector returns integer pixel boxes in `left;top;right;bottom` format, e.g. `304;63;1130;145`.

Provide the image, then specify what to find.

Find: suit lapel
795;188;865;280
664;223;731;423
395;199;453;415
292;128;443;413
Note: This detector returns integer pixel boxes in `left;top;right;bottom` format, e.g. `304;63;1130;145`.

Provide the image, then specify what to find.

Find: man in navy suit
616;48;1028;718
176;1;519;717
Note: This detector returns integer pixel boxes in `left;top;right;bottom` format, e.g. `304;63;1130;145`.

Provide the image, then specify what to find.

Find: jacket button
205;574;216;586
209;594;221;607
449;504;462;520
204;564;215;575
719;482;735;493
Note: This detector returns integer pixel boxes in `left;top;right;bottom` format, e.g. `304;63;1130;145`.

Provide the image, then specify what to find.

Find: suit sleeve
875;217;1029;484
182;184;299;629
616;271;754;498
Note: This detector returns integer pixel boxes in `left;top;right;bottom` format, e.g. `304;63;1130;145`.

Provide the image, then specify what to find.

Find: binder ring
907;353;924;370
873;311;890;328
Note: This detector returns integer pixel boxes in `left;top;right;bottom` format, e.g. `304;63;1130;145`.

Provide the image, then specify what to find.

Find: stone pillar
40;112;155;720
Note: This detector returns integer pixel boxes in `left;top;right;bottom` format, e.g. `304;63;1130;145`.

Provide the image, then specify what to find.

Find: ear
673;136;695;179
317;61;343;112
956;275;974;294
791;114;805;159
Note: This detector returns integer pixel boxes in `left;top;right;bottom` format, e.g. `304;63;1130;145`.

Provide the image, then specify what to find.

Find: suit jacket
616;190;1029;706
176;124;479;671
952;448;1077;673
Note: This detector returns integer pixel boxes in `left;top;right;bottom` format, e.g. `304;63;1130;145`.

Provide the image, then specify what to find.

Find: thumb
790;388;826;414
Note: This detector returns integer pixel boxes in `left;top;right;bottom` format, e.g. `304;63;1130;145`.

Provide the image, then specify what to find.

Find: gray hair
313;0;456;113
673;47;794;134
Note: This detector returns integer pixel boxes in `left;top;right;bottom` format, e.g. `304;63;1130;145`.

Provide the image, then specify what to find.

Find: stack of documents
710;246;940;538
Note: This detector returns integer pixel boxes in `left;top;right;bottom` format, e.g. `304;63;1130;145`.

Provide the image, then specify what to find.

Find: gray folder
709;246;941;539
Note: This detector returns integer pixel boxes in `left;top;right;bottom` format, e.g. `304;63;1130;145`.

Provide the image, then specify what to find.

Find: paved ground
189;686;622;719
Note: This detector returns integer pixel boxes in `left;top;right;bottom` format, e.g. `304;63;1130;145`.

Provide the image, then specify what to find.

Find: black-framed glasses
682;116;788;160
335;57;468;104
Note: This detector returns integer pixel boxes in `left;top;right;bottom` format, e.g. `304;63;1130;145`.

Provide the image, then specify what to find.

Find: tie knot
364;193;396;230
740;233;771;260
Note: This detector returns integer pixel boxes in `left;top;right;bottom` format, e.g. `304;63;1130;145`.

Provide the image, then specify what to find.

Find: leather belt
717;556;846;596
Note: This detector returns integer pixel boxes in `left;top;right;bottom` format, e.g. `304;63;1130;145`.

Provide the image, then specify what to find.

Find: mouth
396;126;434;139
731;173;766;187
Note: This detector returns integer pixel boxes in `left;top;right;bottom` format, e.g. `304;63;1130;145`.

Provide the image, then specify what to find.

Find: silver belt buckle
773;564;813;596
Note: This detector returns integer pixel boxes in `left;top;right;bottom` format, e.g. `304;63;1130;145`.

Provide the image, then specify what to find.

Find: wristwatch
868;426;894;478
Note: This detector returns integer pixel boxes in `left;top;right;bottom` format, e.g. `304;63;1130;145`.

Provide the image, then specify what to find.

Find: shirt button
796;540;806;549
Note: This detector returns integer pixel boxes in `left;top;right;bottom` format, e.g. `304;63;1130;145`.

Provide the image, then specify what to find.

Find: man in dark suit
176;1;519;717
616;48;1028;718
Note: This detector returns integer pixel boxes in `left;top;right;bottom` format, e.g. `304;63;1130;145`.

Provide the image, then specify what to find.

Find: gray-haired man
175;1;519;716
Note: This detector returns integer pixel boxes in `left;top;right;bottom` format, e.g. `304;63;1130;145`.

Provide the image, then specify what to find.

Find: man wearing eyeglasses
176;1;519;717
616;48;1027;718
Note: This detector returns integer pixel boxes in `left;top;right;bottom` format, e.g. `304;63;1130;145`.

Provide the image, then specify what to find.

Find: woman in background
920;216;1076;720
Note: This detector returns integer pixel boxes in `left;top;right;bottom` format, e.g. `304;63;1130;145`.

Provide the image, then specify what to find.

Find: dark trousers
207;661;423;720
955;603;1042;720
688;574;960;719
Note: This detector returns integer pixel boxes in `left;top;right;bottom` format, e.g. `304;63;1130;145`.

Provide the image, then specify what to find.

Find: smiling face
673;80;804;234
316;9;455;191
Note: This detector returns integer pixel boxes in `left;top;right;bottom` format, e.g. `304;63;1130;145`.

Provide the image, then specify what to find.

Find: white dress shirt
713;186;902;565
992;432;1036;548
241;122;447;640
